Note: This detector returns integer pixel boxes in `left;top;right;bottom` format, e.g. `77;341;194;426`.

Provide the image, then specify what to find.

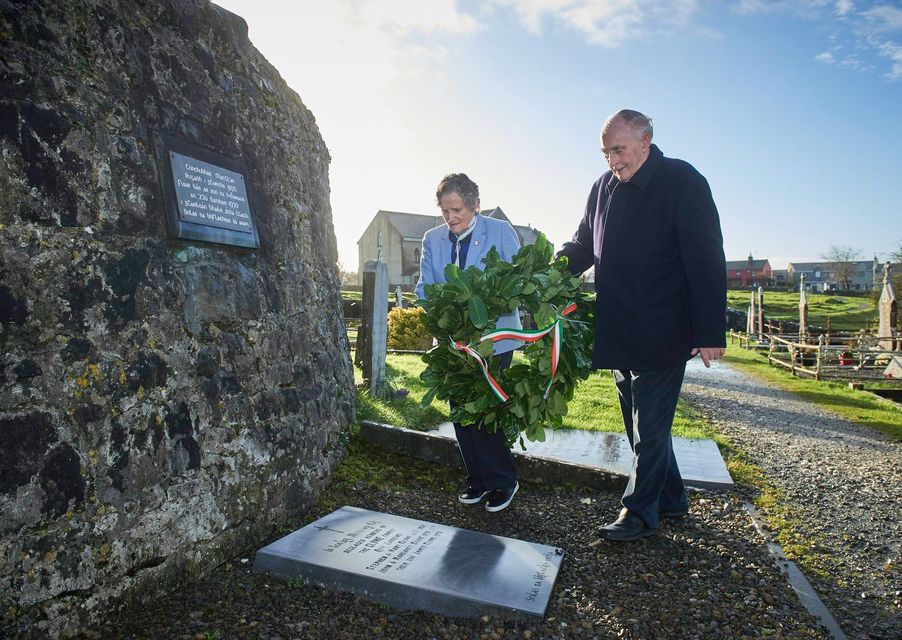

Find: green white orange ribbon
449;301;578;403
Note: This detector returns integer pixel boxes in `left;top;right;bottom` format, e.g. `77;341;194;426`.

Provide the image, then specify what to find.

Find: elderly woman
415;173;522;513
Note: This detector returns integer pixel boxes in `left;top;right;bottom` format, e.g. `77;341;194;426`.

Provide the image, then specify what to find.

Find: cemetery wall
0;1;355;636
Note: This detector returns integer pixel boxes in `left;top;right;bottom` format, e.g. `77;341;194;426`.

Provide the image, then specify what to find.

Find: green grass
356;354;714;439
342;290;418;304
727;289;877;331
354;354;447;430
723;342;902;440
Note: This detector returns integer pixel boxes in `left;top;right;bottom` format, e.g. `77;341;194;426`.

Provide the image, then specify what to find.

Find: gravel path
681;358;902;640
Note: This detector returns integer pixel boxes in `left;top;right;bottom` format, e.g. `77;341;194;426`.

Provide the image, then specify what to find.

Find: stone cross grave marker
254;506;564;620
878;262;897;351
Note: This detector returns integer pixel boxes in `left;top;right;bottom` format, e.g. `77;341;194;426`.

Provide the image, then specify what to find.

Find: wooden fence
730;330;901;382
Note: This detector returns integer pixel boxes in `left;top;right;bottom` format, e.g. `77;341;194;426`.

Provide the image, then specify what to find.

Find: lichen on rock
0;1;355;637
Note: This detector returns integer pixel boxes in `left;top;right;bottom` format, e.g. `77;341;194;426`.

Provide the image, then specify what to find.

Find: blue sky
214;0;901;272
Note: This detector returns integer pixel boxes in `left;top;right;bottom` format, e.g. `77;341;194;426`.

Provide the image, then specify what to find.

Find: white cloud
861;4;902;32
349;0;482;36
735;0;833;17
492;0;703;46
877;40;902;79
734;0;901;80
835;0;854;16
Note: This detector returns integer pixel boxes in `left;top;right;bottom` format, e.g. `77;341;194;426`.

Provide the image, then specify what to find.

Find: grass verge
356;354;715;439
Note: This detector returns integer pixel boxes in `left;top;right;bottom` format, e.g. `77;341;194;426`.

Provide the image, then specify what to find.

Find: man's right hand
691;347;725;368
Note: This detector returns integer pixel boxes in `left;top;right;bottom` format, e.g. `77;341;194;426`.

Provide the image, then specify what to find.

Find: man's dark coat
559;144;727;371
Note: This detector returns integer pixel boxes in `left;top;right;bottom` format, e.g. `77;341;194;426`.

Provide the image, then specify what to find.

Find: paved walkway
680;358;901;639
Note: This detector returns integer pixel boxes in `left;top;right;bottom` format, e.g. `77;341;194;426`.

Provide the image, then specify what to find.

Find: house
787;262;834;291
725;255;772;288
357;207;540;287
787;258;902;292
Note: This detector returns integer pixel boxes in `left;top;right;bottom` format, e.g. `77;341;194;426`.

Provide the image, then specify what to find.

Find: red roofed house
725;254;772;288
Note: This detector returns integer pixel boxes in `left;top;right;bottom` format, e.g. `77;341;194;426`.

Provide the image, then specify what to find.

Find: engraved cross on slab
254;506;564;619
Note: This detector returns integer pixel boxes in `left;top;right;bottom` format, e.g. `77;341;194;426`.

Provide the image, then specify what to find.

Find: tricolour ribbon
450;301;578;403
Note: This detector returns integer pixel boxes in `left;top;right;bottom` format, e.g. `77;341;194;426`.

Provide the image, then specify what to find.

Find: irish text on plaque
170;152;253;233
154;131;261;249
255;506;564;619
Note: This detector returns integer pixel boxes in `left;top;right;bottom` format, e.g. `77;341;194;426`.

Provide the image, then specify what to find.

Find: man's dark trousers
614;363;688;530
453;351;517;491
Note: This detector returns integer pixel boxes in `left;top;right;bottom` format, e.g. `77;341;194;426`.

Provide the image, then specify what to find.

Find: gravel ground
102;484;829;640
680;358;902;640
103;447;831;636
95;357;902;640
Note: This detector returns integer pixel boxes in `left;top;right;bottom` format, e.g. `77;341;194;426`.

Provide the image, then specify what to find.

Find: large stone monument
0;1;355;637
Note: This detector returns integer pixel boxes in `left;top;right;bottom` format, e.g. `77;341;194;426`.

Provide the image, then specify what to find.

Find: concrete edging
359;420;624;491
743;501;847;640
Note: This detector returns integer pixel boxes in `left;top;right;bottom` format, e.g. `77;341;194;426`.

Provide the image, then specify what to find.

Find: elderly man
557;109;727;542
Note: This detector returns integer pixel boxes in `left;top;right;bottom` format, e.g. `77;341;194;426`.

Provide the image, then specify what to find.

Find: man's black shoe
660;508;688;519
599;510;657;542
458;487;490;505
485;482;519;512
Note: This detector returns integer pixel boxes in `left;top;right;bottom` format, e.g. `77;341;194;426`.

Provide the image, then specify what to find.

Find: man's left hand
691;347;725;368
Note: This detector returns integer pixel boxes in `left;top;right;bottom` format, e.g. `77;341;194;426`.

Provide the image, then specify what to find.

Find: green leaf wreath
417;233;595;447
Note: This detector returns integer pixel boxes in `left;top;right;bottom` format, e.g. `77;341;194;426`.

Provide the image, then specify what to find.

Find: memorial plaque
154;132;260;248
255;506;564;619
170;152;252;232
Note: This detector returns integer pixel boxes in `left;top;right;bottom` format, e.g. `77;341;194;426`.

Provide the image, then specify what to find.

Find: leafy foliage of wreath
417;233;595;447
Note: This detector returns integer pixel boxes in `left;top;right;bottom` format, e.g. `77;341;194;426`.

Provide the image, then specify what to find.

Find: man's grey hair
606;109;654;140
436;173;480;210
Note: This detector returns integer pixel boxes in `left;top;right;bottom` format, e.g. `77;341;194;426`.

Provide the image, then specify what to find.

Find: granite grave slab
433;422;733;490
254;506;564;619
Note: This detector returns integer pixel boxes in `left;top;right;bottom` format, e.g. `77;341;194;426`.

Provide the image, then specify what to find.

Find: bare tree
336;259;359;287
891;242;902;263
820;245;863;291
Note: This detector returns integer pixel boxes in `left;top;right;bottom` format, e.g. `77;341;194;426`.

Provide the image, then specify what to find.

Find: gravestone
799;274;809;337
360;260;388;392
878;262;897;351
757;286;765;340
884;355;902;379
747;292;755;336
255;506;564;619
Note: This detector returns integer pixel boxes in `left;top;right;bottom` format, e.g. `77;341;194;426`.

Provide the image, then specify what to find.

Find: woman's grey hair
607;109;654;140
436;173;479;210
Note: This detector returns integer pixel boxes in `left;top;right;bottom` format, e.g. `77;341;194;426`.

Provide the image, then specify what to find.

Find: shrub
387;307;432;351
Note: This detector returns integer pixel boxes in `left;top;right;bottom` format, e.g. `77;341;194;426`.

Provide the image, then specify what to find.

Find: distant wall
0;1;354;637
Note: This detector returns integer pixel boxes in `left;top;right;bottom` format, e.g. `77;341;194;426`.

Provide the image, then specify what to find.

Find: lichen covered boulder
0;0;355;636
